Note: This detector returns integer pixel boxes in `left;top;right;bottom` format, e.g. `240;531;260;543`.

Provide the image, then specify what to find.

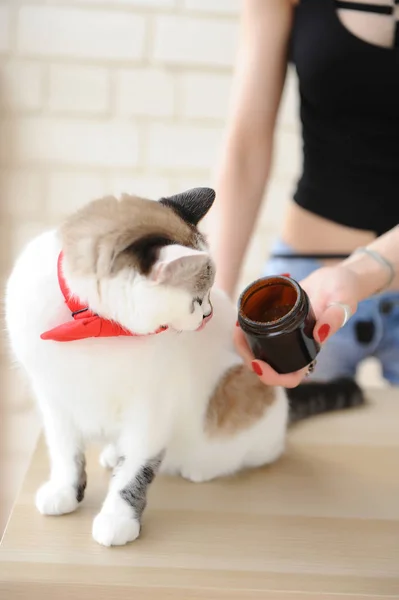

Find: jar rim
238;275;302;330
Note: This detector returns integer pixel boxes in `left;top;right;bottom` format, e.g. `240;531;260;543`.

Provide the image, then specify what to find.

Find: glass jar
237;275;320;374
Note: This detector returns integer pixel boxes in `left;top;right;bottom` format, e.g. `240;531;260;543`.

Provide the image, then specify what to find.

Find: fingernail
281;273;291;278
235;320;239;327
318;324;330;343
251;361;263;376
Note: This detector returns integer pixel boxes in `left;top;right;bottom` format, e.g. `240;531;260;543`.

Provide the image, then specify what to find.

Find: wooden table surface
1;388;398;599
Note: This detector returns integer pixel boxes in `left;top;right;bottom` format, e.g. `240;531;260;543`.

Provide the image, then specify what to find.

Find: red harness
40;252;168;342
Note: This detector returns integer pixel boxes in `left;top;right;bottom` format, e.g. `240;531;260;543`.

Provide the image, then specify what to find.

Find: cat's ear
150;244;211;287
159;187;215;227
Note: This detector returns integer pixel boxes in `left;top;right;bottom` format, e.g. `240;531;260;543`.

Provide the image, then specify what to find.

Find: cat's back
5;229;64;362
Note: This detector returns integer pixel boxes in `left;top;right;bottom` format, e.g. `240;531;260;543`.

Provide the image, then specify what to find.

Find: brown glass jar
237;275;320;374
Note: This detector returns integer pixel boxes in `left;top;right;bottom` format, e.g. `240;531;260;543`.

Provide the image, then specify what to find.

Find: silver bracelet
353;246;395;294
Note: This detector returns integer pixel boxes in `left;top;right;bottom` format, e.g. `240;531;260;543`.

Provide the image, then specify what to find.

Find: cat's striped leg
92;448;164;547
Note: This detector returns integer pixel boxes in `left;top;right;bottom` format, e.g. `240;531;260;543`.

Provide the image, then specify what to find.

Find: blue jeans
263;240;399;384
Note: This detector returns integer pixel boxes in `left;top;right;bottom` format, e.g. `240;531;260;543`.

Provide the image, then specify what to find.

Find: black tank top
290;0;399;236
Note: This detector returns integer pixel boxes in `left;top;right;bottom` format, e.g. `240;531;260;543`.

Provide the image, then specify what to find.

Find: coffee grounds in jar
260;304;294;323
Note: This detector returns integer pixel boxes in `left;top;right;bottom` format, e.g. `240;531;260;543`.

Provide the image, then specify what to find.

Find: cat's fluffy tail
286;378;365;424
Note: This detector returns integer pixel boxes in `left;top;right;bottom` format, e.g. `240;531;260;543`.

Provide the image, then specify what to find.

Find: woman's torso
282;0;399;257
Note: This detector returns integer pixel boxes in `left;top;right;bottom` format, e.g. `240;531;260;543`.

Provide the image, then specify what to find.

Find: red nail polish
236;320;239;327
318;324;330;343
281;273;291;278
251;361;263;376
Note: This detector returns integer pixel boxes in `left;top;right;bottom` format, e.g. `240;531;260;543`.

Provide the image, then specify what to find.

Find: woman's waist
280;202;376;264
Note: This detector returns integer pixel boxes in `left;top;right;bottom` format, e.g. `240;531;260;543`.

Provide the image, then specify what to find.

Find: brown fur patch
61;194;203;278
206;365;276;436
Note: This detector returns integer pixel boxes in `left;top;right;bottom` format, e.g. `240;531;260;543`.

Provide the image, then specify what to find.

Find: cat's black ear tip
159;187;216;226
186;187;216;205
204;188;216;206
199;187;216;200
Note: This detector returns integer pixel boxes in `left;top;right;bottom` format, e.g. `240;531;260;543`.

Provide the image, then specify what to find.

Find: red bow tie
40;252;167;342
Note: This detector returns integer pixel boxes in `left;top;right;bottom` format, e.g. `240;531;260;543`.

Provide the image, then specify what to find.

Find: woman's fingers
314;302;355;344
233;325;307;388
251;360;307;388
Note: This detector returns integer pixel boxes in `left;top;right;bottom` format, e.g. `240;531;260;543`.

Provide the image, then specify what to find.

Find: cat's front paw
92;512;140;547
35;481;79;516
180;468;215;483
99;444;119;470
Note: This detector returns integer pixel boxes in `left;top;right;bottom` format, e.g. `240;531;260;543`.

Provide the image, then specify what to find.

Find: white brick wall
1;1;301;288
47;172;107;217
107;173;171;199
14;118;140;167
147;123;223;170
0;119;13;164
48;66;109;114
273;130;301;181
18;7;147;60
153;16;238;67
278;68;300;133
0;6;10;54
0;62;43;112
116;69;175;117
183;0;240;14
0;170;45;217
181;72;232;120
113;0;176;6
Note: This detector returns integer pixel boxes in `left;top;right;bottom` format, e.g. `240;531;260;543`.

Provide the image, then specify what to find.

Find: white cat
5;188;363;547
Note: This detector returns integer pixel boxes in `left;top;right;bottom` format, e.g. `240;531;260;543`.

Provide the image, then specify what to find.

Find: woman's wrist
342;248;394;302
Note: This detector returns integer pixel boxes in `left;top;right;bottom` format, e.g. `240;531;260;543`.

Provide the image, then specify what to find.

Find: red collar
40;252;168;342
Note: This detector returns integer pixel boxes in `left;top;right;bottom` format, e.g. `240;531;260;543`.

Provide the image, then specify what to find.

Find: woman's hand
300;264;360;342
234;264;361;387
233;324;308;387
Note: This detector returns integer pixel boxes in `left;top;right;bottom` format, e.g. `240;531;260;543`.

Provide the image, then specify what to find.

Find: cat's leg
92;446;164;547
99;443;120;470
36;407;86;516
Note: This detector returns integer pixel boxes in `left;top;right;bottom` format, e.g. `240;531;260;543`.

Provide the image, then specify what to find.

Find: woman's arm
207;0;295;297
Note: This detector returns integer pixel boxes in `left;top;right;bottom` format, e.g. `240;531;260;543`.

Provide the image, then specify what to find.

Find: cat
5;187;364;547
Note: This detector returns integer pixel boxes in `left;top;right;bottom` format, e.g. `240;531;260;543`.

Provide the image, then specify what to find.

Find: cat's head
61;188;216;334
